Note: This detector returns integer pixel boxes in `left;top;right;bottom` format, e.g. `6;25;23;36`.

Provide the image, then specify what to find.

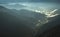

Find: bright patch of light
45;9;58;17
51;9;58;13
30;8;59;18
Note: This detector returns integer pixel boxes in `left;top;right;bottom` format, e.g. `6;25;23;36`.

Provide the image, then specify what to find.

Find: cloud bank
0;2;60;17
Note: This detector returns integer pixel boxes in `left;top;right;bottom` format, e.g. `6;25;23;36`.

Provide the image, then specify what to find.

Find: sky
0;0;60;3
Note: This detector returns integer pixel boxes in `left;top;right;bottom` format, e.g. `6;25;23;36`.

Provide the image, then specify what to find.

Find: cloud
8;3;17;5
0;2;59;17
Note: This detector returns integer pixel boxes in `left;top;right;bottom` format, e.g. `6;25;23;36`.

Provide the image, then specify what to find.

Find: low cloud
0;2;59;17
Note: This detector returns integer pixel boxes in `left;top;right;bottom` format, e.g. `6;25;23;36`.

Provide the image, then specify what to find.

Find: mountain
10;9;46;27
0;6;33;37
18;9;46;26
0;6;47;37
34;15;60;37
19;9;46;19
